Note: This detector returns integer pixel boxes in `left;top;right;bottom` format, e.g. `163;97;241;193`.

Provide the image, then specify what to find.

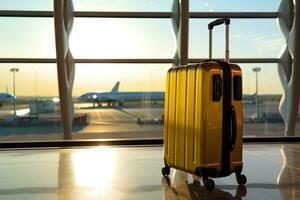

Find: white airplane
78;81;165;107
243;93;258;104
78;81;259;107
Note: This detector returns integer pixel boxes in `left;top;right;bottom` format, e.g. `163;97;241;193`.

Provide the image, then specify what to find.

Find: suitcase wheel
204;178;215;191
161;166;170;176
237;185;247;197
236;174;247;185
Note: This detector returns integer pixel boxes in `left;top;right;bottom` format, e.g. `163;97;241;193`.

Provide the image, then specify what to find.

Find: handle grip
230;106;237;151
208;18;230;30
208;18;230;62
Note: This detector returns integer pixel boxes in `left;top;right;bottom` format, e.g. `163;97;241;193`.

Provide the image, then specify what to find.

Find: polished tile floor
0;143;299;200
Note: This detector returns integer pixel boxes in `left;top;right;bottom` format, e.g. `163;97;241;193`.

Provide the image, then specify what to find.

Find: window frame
0;7;291;145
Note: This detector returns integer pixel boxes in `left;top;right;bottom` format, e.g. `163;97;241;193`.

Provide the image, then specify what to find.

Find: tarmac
0;102;299;141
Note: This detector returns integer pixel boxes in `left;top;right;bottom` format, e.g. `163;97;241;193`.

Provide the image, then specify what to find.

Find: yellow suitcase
162;18;246;190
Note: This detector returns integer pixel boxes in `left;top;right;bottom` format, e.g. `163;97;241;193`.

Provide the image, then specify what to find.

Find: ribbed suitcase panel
163;72;170;160
185;65;197;172
174;67;187;169
194;67;205;167
194;65;222;170
165;68;177;165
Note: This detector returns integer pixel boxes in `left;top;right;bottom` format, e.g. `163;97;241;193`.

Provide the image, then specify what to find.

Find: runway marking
100;113;113;120
118;110;137;120
106;110;119;120
95;110;102;121
106;113;115;120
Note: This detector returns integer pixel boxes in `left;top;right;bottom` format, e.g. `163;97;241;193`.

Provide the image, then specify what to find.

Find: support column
278;0;300;136
172;0;189;66
54;0;75;140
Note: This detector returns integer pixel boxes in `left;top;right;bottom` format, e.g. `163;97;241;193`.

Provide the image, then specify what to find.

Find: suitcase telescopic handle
208;18;230;63
230;106;237;151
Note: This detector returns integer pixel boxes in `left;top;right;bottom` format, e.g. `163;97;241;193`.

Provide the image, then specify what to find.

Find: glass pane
240;63;285;137
0;0;52;11
0;18;55;58
190;0;280;12
70;18;174;59
72;64;170;139
73;0;173;12
190;19;284;58
0;64;63;141
1;18;282;60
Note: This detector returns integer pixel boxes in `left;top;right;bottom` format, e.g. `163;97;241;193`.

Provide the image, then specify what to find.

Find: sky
0;0;284;97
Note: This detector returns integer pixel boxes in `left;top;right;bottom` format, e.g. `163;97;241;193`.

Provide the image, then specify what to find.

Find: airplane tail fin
111;81;120;93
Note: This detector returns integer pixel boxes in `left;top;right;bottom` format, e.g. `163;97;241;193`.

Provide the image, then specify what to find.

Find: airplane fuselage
79;91;164;103
0;93;15;103
78;82;256;106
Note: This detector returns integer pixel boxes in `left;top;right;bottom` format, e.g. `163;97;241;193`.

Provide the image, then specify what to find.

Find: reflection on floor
0;143;299;199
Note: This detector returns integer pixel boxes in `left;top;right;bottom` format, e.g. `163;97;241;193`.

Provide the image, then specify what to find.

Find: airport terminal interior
0;0;300;199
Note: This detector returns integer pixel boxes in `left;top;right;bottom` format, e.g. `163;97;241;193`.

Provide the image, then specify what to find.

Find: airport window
0;64;63;141
2;2;300;200
189;19;284;58
0;0;297;142
0;18;55;58
239;64;288;137
0;62;291;140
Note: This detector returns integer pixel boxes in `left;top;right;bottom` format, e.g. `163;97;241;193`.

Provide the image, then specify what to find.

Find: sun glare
72;147;117;197
70;19;143;59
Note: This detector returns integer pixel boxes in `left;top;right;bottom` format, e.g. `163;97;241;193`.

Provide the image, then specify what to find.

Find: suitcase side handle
230;105;237;151
208;18;230;63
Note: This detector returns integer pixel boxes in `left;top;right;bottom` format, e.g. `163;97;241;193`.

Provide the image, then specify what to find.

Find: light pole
252;67;261;119
10;68;19;120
